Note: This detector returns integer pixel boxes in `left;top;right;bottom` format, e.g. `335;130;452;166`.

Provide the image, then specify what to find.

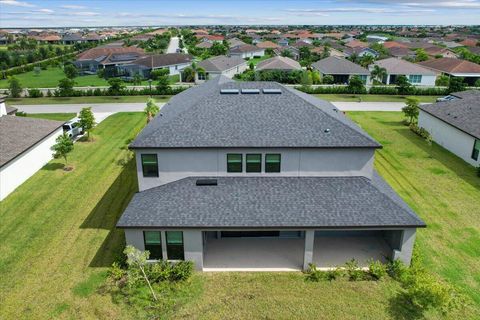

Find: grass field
246;54;272;66
26;113;76;121
315;94;440;103
6;95;171;105
0;112;479;319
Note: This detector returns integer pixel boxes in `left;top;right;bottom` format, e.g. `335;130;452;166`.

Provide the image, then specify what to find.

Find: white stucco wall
419;111;479;166
231;49;265;59
165;62;191;76
196;63;248;83
135;147;375;191
0;127;63;201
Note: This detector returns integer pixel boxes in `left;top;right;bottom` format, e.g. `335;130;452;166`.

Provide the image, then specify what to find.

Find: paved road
166;36;180;53
14;101;410;114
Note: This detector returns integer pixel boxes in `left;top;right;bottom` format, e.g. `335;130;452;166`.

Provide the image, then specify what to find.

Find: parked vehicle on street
62;118;83;138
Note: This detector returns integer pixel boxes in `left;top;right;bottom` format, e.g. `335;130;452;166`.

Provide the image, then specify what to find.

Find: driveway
166;36;180;53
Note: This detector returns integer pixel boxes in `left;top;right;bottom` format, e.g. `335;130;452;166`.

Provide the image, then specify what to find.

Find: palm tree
182;61;206;82
370;65;387;84
360;54;375;68
144;98;159;123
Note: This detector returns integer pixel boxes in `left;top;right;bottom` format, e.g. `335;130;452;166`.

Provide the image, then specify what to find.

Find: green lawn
6;95;171;106
246;54;272;66
0;112;479;319
315;94;440;103
26;113;76;121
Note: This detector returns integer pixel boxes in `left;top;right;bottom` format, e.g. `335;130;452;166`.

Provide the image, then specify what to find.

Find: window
265;154;281;173
246;154;261;172
227;154;242;172
472;139;480;161
141;154;158;177
144;231;163;260
359;75;368;84
409;75;422;84
198;72;206;80
166;231;184;260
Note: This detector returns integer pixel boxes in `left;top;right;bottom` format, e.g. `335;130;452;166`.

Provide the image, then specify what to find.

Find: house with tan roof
383;41;409;49
423;46;458;59
371;58;438;86
256;41;280;49
345;40;368;49
74;46;146;74
256;56;301;72
418;58;480;85
459;39;478;47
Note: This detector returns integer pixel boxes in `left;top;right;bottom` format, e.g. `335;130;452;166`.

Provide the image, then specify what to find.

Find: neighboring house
459;39;478;47
117;76;425;271
312;56;371;84
344;47;379;58
418;58;480;86
383;41;409;49
418;90;480;167
371;58;438;86
366;35;388;43
311;46;345;58
278;38;289;47
196;41;213;49
387;47;416;59
345;40;368;49
273;46;300;61
74;46;146;74
256;41;280;50
196;55;247;82
256;56;301;71
118;53;193;77
62;33;85;45
227;38;246;48
423;46;458;59
0;97;65;201
229;44;265;59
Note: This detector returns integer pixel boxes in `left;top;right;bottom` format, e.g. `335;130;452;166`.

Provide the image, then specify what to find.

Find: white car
62;118;83;138
436;95;457;102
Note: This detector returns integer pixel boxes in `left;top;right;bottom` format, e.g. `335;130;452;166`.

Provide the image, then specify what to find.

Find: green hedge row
297;85;449;96
3;53;76;78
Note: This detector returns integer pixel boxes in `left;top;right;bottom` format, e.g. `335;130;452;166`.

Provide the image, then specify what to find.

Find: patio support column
393;229;416;266
161;231;168;260
303;230;315;270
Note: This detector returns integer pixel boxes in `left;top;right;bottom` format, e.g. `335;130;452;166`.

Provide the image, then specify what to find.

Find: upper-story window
472;139;480;161
265;154;281;173
246;154;261;172
227;154;242;172
141;154;159;177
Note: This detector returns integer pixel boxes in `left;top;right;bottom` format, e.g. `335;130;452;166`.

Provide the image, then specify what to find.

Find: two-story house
117;76;425;271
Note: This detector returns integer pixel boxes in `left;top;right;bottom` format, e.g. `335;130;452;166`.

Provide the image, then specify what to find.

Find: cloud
0;0;35;7
69;11;100;16
60;4;87;9
35;8;54;14
285;7;435;15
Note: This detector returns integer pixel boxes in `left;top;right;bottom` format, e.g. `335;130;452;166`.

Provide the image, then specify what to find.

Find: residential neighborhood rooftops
117;173;426;229
131;53;192;68
197;55;246;72
256;56;301;71
256;40;280;49
373;57;437;75
0;116;64;168
229;44;263;54
130;76;380;149
312;56;370;75
419;90;480;139
418;58;480;75
76;46;145;61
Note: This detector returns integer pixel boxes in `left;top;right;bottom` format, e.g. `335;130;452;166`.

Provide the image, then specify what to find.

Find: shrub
387;259;409;282
305;263;323;282
15;111;27;117
170;261;194;281
323;74;334;84
369;86;398;95
344;259;364;281
476;166;480;177
28;88;43;98
367;259;387;280
325;267;343;281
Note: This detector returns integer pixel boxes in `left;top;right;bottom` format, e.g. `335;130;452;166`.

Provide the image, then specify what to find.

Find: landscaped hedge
296;85;449;96
3;53;76;78
52;86;188;97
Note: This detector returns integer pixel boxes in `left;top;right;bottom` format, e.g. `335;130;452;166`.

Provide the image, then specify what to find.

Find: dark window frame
265;153;281;173
227;153;243;173
166;231;184;260
246;154;262;173
143;231;163;260
141;154;159;177
472;139;480;161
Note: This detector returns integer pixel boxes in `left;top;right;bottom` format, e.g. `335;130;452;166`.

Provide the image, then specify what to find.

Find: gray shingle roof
312;56;370;75
419;90;480;139
256;56;301;71
130;76;380;149
117;174;425;229
229;44;263;54
374;58;437;76
197;55;246;72
132;53;192;68
0;115;64;168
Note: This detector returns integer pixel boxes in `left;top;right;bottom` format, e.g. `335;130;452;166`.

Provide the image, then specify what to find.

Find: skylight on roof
262;88;282;94
241;89;260;94
220;89;239;94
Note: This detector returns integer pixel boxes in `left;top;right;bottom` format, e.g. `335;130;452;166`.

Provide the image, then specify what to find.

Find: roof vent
324;128;331;133
262;88;282;94
241;89;260;94
196;179;218;186
220;89;239;94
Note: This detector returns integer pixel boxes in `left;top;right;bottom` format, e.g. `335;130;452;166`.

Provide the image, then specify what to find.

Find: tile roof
419;90;480;139
0;116;64;168
197;55;246;72
383;41;409;49
387;46;415;57
256;41;280;49
312;56;370;75
130;76;380;149
117;174;426;229
418;58;480;75
374;58;437;76
256;56;301;71
345;40;368;48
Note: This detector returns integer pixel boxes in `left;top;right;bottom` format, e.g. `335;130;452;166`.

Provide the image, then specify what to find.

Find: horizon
1;0;480;28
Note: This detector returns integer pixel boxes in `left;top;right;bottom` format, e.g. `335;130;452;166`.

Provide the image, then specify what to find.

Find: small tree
57;78;75;96
33;66;41;76
435;75;450;87
370;65;387;84
108;78;126;95
144;98;160;123
396;75;413;95
8;76;22;98
448;77;465;93
51;133;74;167
348;75;366;94
124;246;157;301
78;107;96;140
323;74;334;84
402;97;420;124
415;48;429;62
64;64;78;79
155;69;170;94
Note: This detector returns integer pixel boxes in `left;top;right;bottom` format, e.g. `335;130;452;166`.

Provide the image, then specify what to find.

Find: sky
1;0;480;28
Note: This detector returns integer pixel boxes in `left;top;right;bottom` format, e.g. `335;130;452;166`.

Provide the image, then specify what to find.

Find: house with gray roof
0;96;65;200
371;58;438;86
312;56;371;84
229;44;265;59
116;76;425;271
256;56;301;71
419;90;480;166
196;55;247;83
